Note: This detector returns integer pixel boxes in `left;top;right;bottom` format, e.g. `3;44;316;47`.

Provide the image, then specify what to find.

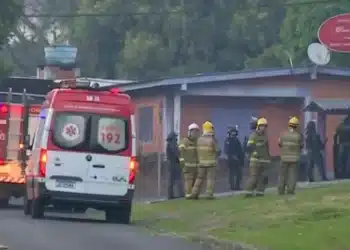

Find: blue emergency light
39;109;47;119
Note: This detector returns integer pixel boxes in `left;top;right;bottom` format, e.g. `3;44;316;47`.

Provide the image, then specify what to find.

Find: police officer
224;126;244;190
244;117;270;197
334;115;350;179
191;121;219;199
179;123;200;199
278;117;303;195
166;132;184;199
305;121;327;182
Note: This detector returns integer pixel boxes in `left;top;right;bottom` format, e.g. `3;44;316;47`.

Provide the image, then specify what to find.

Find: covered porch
303;99;350;178
163;82;311;155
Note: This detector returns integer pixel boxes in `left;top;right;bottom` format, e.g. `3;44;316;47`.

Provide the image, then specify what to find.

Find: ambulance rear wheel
23;195;32;215
105;203;131;224
31;197;45;219
0;198;9;208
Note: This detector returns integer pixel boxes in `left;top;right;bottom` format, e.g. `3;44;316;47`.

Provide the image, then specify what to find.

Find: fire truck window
53;114;86;149
93;117;127;152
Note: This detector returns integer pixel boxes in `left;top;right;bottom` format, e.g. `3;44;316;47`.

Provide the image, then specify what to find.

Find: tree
70;0;289;79
249;0;350;68
71;0;141;78
1;0;80;76
0;0;24;76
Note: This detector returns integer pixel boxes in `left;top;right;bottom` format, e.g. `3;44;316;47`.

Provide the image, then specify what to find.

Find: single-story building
111;66;350;177
3;66;349;179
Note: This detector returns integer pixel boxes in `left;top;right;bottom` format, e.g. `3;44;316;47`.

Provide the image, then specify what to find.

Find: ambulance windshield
52;112;128;153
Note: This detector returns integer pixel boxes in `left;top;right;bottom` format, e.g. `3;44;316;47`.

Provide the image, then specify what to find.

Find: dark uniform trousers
278;162;298;194
307;151;326;181
339;145;350;178
168;161;184;198
227;157;242;190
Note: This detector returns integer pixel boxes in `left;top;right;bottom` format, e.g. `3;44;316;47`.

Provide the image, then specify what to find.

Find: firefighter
244;117;270;197
278;117;303;195
243;117;258;153
334;116;350;179
305;121;327;182
224;126;244;190
179;123;200;199
190;121;219;199
166;132;184;199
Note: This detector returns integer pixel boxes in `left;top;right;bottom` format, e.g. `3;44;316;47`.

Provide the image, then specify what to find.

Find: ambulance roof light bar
54;79;101;90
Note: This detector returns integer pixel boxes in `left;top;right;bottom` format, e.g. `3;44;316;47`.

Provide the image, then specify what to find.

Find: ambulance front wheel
23;195;32;215
31;197;45;219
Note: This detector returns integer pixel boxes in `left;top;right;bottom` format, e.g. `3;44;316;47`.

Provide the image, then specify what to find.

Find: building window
138;106;154;144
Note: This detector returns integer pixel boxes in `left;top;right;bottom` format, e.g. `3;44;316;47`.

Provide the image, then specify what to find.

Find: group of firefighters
165;113;348;199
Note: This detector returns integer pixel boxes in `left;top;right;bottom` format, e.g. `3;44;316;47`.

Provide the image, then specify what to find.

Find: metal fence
133;153;313;201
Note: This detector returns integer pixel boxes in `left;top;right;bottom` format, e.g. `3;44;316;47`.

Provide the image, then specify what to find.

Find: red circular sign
318;13;350;53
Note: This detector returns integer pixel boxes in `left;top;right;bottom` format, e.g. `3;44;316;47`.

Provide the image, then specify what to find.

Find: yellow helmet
288;116;299;126
257;117;268;126
202;121;214;133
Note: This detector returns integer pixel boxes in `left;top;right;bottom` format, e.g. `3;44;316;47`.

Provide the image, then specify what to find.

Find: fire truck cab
25;80;137;224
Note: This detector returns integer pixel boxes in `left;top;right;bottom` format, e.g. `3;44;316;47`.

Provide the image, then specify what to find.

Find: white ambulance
25;80;137;224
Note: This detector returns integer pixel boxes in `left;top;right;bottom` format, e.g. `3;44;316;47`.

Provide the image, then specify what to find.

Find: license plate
55;181;76;189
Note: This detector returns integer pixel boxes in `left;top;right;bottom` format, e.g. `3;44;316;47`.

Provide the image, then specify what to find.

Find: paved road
0;203;204;250
1;180;348;250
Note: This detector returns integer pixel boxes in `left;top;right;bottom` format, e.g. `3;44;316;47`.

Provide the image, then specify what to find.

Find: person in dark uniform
224;126;244;190
334;115;350;179
305;121;328;182
166;132;184;199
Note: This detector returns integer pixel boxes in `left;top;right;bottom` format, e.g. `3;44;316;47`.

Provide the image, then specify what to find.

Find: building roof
3;66;350;95
110;66;350;92
303;99;350;114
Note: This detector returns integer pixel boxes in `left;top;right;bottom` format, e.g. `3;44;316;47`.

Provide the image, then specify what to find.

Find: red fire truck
0;77;54;208
0;89;45;207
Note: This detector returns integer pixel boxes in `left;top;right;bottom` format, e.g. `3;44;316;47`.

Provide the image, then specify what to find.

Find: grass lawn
132;183;350;250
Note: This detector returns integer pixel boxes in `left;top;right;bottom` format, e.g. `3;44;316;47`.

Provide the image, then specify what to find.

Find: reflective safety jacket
178;137;198;167
279;129;303;162
247;131;270;163
197;133;218;167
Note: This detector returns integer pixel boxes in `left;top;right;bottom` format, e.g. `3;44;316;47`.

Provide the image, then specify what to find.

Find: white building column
173;93;182;136
162;94;175;150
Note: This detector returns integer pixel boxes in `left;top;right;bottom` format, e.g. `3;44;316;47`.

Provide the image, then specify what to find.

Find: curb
143;179;350;204
189;235;263;250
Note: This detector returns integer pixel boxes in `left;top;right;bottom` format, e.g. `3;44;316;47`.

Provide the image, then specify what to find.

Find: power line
23;10;181;18
22;0;346;18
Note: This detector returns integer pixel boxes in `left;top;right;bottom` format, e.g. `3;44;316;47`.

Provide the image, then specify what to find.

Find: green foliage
275;0;350;67
0;0;23;76
6;0;350;78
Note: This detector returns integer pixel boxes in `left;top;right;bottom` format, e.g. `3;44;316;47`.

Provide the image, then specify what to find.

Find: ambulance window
53;113;87;149
91;116;128;153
